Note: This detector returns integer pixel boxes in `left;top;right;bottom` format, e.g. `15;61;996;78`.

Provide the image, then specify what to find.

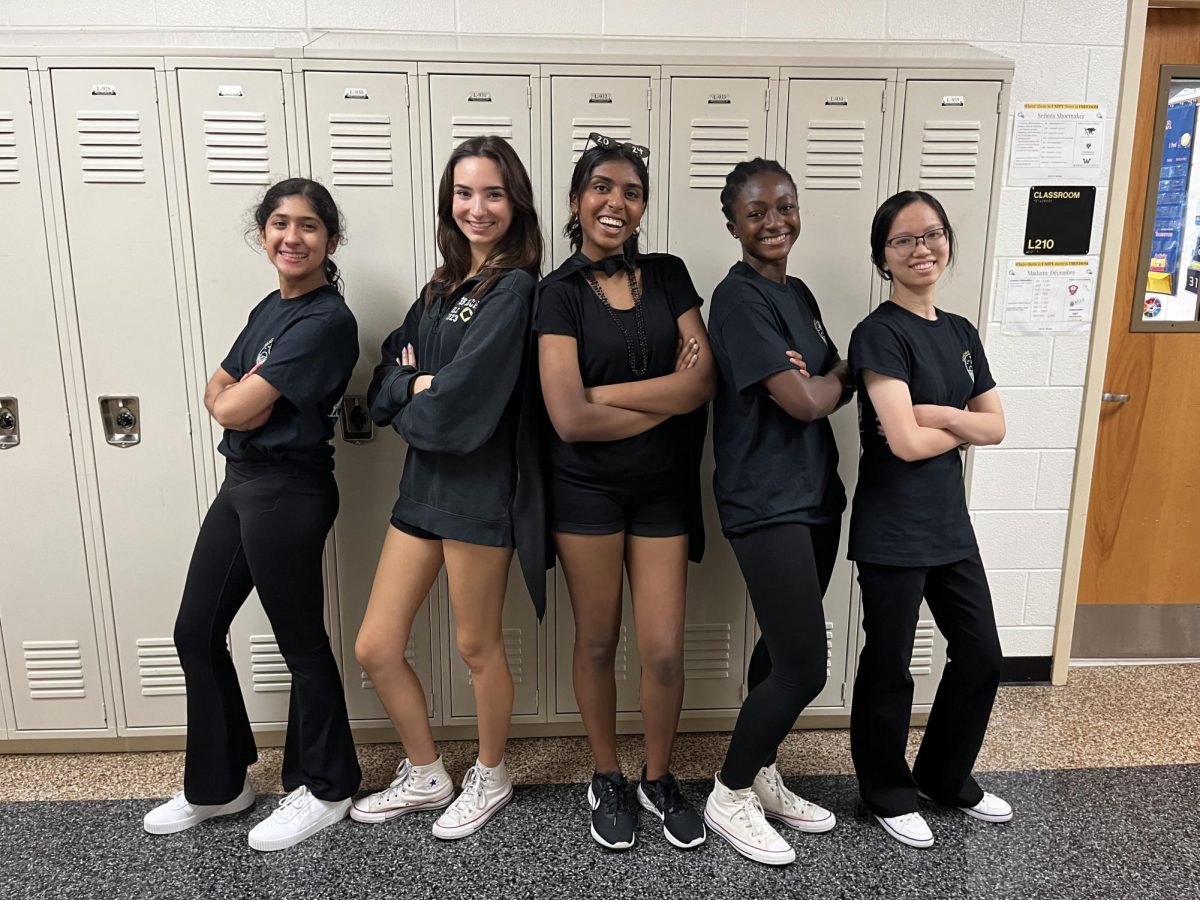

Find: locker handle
0;397;18;449
98;396;141;448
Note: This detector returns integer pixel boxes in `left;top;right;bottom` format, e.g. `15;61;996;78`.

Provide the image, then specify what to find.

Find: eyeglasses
885;227;948;251
585;131;651;160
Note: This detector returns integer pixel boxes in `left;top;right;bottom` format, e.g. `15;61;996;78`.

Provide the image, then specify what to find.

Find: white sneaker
350;757;454;823
247;785;351;852
753;764;836;834
875;811;935;848
961;791;1013;823
703;773;795;866
431;759;514;840
143;776;255;835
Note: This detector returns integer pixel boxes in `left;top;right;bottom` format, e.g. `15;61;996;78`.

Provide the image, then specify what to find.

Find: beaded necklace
582;268;649;377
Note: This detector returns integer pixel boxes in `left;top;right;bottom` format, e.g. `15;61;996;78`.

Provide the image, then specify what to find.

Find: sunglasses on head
585;131;651;160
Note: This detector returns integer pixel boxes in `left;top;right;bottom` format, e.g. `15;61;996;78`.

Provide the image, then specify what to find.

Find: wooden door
1078;8;1200;652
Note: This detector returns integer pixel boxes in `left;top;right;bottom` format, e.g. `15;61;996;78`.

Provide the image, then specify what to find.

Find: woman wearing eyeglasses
848;190;1010;850
535;133;714;851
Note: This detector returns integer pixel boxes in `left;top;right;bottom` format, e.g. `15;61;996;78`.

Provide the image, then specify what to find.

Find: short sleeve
534;280;582;337
715;292;795;395
967;322;996;398
660;256;703;319
849;319;910;384
800;283;840;361
257;310;358;408
220;302;264;378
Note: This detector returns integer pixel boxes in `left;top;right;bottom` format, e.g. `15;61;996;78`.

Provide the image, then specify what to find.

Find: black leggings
720;521;841;789
174;463;361;805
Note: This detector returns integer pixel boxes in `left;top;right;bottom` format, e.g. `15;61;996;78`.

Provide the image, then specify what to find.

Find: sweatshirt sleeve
398;281;532;456
367;301;423;427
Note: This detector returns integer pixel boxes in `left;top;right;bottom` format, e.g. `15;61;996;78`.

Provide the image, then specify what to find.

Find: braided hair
719;158;797;224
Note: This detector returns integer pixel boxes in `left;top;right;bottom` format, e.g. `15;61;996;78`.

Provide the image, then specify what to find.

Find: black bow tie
588;254;635;278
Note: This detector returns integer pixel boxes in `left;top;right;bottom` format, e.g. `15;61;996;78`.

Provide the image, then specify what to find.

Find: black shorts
551;469;689;538
390;516;442;541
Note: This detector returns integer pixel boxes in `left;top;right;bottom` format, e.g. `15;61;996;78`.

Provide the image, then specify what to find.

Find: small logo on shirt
446;296;479;324
962;350;975;382
328;398;343;420
813;319;828;345
256;338;275;366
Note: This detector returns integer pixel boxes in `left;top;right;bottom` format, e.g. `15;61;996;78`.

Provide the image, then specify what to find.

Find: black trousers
174;463;361;805
720;521;841;789
851;552;1002;817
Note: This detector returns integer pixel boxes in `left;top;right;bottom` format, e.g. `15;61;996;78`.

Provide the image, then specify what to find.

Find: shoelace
596;776;626;820
380;760;415;804
890;812;926;830
762;768;816;817
272;785;312;821
166;791;190;810
448;765;487;818
734;791;773;841
652;774;685;815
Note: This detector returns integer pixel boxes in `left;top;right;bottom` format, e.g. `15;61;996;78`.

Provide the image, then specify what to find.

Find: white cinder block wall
0;0;1130;659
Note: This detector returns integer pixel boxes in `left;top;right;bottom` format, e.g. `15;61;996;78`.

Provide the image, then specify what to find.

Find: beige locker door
783;78;888;709
666;77;770;300
897;81;1002;323
301;69;436;722
0;68;106;731
548;76;652;265
852;602;948;707
554;586;640;715
175;67;296;724
50;67;197;728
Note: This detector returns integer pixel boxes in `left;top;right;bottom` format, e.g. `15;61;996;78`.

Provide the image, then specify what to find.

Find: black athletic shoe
637;767;707;849
587;771;635;850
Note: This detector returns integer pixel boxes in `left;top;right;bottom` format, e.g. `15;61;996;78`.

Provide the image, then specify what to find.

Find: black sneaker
587;771;635;850
637;767;707;849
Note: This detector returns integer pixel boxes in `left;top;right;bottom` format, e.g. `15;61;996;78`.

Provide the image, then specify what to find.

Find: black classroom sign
1023;186;1096;255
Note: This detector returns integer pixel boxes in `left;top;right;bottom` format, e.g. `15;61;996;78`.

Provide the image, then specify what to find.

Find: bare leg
354;526;444;766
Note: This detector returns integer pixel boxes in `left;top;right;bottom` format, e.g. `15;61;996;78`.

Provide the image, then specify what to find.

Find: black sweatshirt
367;268;547;616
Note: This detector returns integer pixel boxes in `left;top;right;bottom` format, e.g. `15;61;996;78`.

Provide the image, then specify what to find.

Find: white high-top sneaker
431;759;514;840
143;776;255;835
350;757;454;823
752;763;836;834
703;773;795;866
247;785;351;852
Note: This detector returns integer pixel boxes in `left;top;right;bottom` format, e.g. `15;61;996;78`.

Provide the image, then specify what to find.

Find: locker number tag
589;92;614;104
218;85;245;98
91;84;117;96
708;93;732;105
468;91;492;102
941;95;965;107
825;96;849;106
344;88;369;100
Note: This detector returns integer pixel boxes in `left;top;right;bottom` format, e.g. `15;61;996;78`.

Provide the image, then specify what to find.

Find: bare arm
912;388;1006;447
865;370;963;462
205;365;280;431
764;357;851;423
539;333;669;442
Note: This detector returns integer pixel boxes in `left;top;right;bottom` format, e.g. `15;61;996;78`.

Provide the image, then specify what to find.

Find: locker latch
340;395;374;444
98;396;140;448
0;397;18;449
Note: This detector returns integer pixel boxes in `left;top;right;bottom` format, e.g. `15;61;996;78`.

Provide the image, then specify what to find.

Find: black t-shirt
709;261;846;535
219;284;358;471
848;300;995;566
534;253;703;479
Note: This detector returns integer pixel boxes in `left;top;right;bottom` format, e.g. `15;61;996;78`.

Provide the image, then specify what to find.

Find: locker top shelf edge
0;30;307;63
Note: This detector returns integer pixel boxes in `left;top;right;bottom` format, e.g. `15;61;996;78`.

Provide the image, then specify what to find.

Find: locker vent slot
918;120;981;191
451;116;513;148
329;113;394;187
910;620;936;677
571;117;632;165
805;119;866;190
825;621;834;677
362;635;416;691
136;637;185;696
24;640;86;700
0;111;17;184
468;628;525;686
250;634;291;692
203;110;270;185
76;110;145;184
683;622;731;680
615;624;630;682
688;118;751;189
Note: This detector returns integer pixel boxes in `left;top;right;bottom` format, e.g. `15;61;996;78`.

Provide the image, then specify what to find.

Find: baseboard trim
1001;656;1052;684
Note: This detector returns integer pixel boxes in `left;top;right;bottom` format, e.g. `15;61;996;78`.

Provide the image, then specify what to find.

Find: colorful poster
1147;101;1196;296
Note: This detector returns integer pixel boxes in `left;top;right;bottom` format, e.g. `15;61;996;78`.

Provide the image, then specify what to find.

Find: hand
401;343;417;368
411;374;434;396
785;350;809;377
831;358;852;388
674;337;699;371
912;404;953;430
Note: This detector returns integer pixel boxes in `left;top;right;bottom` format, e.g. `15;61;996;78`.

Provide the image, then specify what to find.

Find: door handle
0;397;18;449
1101;392;1130;404
98;396;141;447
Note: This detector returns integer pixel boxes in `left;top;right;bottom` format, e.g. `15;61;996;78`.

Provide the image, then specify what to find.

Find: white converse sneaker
431;759;513;840
752;764;836;834
247;785;351;852
350;757;454;823
704;773;795;866
960;791;1013;823
875;811;935;849
143;776;255;835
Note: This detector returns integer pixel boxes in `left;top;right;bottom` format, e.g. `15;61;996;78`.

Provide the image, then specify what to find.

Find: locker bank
0;35;1013;747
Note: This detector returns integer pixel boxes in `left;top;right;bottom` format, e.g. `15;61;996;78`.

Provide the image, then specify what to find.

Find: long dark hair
429;135;542;305
250;178;345;290
564;143;650;258
719;158;797;223
869;190;956;281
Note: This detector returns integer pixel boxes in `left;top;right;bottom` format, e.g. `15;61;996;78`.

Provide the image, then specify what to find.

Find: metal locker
299;68;437;723
781;77;891;710
896;80;1002;323
0;67;106;732
173;66;296;725
852;602;948;707
553;585;641;716
49;67;198;729
547;75;653;266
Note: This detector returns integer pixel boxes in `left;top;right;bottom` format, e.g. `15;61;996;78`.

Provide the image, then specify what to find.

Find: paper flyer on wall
1008;103;1106;186
1001;258;1097;335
